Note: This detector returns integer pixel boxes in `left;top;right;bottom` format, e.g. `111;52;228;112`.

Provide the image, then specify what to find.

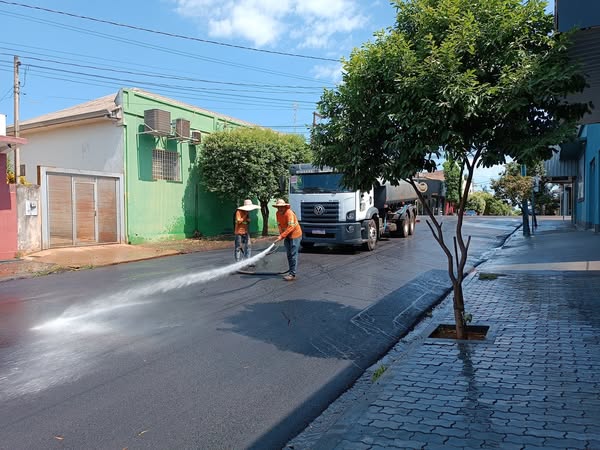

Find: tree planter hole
429;324;489;341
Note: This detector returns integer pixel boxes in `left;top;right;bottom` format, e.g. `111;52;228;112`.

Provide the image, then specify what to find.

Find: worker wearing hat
273;198;302;281
235;199;260;262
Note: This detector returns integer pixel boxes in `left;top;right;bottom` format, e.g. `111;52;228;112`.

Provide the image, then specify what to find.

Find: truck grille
301;201;339;222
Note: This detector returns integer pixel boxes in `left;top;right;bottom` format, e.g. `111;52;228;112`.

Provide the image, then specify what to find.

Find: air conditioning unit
175;118;191;139
191;131;202;144
144;109;171;136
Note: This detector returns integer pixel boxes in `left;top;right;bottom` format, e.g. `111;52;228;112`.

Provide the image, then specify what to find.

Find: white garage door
46;172;120;248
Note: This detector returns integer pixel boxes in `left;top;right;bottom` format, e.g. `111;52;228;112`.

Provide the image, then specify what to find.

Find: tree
484;195;514;216
466;192;486;214
443;159;461;205
311;0;589;339
467;191;513;215
535;186;560;215
491;163;532;210
200;128;312;236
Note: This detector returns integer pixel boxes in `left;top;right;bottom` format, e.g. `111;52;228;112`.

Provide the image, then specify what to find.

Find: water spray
32;243;281;332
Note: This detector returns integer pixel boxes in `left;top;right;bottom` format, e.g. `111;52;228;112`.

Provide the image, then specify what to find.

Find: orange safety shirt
234;210;250;235
276;207;302;240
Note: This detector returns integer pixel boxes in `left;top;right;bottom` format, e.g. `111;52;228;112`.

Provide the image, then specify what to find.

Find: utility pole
310;112;323;145
312;112;323;127
13;55;20;184
532;175;539;230
521;164;530;236
292;103;298;133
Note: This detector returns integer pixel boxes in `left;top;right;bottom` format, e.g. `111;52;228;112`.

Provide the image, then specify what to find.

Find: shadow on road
221;299;364;360
222;269;451;362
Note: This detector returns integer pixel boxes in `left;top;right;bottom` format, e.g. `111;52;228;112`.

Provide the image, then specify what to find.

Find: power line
0;65;314;109
0;0;339;62
0;40;331;90
0;52;323;93
0;85;12;102
0;10;332;85
15;63;317;105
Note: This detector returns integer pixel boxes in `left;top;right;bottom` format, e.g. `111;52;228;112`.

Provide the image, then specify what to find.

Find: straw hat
272;198;290;208
237;199;260;211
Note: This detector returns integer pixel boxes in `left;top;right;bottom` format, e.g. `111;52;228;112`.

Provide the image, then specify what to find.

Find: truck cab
289;164;376;249
289;164;416;251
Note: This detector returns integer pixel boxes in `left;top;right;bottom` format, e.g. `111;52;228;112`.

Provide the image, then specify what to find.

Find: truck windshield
289;173;353;194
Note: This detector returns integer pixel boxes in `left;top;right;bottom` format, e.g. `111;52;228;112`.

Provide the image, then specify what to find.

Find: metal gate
44;170;121;248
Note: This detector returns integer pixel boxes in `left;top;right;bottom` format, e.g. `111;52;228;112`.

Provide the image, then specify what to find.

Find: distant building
415;170;451;215
545;1;600;231
7;88;265;250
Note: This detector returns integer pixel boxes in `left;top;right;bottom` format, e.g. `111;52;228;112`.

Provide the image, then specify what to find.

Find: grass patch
478;272;506;280
371;364;387;383
32;265;69;277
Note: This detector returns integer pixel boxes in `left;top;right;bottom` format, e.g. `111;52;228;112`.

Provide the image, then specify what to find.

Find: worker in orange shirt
273;198;302;281
234;199;260;262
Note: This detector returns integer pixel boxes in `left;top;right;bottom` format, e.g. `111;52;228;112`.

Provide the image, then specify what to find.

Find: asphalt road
0;216;520;449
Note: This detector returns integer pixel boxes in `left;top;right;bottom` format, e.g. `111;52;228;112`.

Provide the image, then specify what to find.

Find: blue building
545;0;600;231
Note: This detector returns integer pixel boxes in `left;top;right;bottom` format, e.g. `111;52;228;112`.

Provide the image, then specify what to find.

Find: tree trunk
452;279;467;340
408;149;480;341
260;200;270;236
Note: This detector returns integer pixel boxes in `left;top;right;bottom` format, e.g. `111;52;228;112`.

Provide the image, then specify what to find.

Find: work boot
283;274;296;281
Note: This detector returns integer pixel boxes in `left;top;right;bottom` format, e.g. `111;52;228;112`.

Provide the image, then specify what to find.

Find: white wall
16;184;42;254
20;120;124;183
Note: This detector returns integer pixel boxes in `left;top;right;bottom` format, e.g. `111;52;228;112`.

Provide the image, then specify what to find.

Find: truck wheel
399;219;409;237
362;219;378;251
408;215;415;235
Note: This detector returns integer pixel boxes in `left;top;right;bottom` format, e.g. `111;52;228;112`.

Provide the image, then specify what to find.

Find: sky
0;0;555;189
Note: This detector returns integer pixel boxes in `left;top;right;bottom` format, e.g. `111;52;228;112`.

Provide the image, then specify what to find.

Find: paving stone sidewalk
287;228;600;450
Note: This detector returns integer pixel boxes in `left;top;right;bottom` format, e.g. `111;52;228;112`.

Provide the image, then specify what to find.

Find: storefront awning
559;138;586;161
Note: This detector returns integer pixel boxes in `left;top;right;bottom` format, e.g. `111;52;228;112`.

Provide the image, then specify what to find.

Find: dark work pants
284;237;300;276
234;234;251;261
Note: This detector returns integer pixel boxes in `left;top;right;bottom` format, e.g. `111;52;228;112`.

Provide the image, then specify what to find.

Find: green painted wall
121;89;275;243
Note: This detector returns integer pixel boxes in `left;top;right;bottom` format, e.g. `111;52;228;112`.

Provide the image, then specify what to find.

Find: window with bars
152;149;180;181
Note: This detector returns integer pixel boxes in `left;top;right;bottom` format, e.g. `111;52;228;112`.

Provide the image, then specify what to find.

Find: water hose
237;241;288;275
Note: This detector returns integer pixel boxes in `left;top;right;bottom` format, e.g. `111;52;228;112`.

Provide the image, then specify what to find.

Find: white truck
289;164;418;251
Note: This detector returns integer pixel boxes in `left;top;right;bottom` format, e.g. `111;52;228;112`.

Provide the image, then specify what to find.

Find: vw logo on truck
314;204;325;216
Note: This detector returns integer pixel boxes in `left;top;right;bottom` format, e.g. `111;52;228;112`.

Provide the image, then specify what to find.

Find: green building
15;88;273;248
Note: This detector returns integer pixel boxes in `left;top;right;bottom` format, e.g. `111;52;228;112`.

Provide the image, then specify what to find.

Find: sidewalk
0;236;271;282
287;218;600;450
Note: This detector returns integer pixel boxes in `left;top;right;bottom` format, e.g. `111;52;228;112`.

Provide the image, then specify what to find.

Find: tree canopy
312;0;588;189
465;192;486;214
310;0;589;338
491;161;544;210
199;127;311;235
442;159;461;204
467;191;513;215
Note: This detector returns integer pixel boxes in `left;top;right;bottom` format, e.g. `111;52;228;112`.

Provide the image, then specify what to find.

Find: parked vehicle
288;164;418;251
465;210;477;216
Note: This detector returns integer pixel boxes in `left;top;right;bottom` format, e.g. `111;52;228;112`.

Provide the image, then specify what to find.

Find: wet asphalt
0;217;520;449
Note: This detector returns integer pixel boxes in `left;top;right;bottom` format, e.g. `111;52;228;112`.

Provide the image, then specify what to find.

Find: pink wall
0;153;18;259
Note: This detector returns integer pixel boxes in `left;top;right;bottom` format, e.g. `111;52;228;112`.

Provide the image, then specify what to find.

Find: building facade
1;118;28;259
545;1;600;231
11;88;270;249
